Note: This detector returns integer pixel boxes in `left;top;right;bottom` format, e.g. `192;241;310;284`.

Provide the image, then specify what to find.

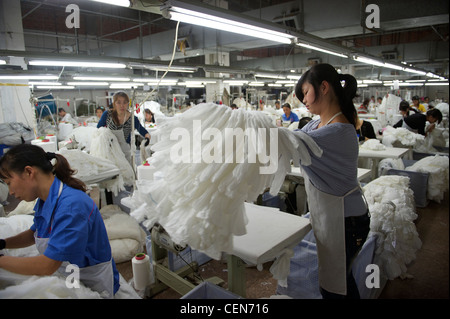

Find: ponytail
337;73;358;127
296;63;359;127
0;144;86;193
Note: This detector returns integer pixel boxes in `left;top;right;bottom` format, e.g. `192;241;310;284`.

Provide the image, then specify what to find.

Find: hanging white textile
129;103;322;260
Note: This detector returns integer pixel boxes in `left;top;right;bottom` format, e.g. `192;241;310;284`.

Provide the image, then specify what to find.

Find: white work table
227;202;311;297
358;146;410;180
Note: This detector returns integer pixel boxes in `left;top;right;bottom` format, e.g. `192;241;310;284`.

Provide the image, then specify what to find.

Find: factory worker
295;63;370;299
98;91;151;162
282;103;299;123
393;100;427;135
424;108;443;137
144;108;155;125
355;113;376;142
411;95;427;113
58;108;78;125
0;144;120;298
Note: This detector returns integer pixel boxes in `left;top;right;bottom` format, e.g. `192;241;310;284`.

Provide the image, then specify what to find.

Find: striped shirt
97;109;148;144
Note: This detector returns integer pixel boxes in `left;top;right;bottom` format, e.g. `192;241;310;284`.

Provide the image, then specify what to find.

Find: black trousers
320;212;371;299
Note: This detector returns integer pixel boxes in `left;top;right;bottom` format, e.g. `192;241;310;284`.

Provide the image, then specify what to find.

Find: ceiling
1;0;449;87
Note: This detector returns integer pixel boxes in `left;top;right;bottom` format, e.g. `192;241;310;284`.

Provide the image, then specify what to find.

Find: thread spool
31;139;57;153
131;253;152;291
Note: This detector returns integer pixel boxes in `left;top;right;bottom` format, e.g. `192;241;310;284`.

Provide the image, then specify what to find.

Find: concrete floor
116;191;449;299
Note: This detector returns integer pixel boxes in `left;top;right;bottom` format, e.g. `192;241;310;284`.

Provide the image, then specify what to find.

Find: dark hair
144;108;156;122
0;144;86;192
399;100;410;112
299;116;313;129
282;103;291;109
295;63;358;127
427;108;443;124
58;108;65;113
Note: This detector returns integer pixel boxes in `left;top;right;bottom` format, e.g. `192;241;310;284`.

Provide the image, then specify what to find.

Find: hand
145;137;150;146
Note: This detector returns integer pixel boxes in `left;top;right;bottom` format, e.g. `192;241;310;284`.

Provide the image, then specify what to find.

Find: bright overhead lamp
362;80;382;84
255;73;286;79
36;85;75;89
73;76;130;81
0;75;59;80
29;60;126;69
426;72;441;78
152;67;196;73
88;0;130;7
287;75;301;80
358;84;368;87
425;82;449;86
29;81;62;86
110;83;144;89
296;43;347;58
0;60;6;65
67;82;109;86
166;5;295;44
353;56;385;67
405;79;426;83
403;68;426;76
284;83;295;87
383;63;404;71
248;82;265;87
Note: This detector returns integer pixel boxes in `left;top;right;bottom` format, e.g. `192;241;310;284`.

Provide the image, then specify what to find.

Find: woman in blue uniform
0;144;120;298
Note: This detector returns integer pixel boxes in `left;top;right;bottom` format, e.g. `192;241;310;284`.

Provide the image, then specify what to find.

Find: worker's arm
0;254;62;276
2;229;35;249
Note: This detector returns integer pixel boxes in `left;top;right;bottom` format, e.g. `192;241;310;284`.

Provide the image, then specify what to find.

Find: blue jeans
320;212;371;299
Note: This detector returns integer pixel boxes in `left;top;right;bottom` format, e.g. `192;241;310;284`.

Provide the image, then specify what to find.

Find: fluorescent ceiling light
168;7;294;44
362;80;382;84
0;75;59;80
248;82;265;86
403;68;426;76
67;82;109;86
405;79;426;82
0;60;6;65
134;78;178;82
287;75;301;80
148;82;177;86
268;83;282;87
297;43;347;58
36;85;75;89
353;56;385;67
383;63;404;71
29;60;126;69
73;76;130;81
223;80;249;84
110;83;144;89
426;72;441;78
29;81;62;86
255;73;286;79
88;0;130;7
284;83;295;87
425;82;449;86
153;67;196;73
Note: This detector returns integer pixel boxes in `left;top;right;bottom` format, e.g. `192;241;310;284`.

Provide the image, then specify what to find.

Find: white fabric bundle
382;126;424;148
360;138;386;151
377;158;405;176
58;149;124;194
100;205;147;264
69;126;98;152
90;127;135;194
405;155;449;203
129;103;322;260
0;215;39;257
363;176;422;280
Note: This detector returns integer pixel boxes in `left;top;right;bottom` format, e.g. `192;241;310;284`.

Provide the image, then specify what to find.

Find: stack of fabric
363;175;422;280
382;126;424;148
405;155;449;203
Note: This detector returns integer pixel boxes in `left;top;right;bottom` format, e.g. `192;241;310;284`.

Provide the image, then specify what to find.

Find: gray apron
34;182;115;298
304;178;360;295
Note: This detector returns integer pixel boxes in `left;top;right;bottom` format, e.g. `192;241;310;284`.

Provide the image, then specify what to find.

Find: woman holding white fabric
295;63;370;299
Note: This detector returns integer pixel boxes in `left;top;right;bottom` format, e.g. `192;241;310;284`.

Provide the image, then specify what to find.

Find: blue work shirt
97;109;148;144
282;112;299;123
31;177;120;293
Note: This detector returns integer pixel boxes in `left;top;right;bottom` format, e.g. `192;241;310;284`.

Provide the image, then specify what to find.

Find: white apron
111;129;131;163
34;182;115;298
